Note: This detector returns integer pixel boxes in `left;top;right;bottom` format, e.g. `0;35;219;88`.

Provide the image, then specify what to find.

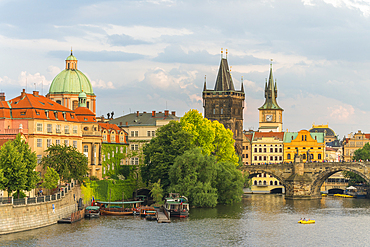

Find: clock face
266;115;273;122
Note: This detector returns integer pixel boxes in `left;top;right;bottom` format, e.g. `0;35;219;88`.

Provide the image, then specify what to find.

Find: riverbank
0;184;82;235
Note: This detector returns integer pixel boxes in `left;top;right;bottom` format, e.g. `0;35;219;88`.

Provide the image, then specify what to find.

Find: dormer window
45;111;49;118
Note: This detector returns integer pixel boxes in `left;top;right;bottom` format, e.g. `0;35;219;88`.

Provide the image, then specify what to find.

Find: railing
4;129;28;134
0;181;77;206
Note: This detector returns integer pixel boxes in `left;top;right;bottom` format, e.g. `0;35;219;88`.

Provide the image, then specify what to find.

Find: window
213;109;215;114
147;131;151;137
64;125;69;134
37;139;42;148
254;180;257;185
116;147;118;153
270;148;273;152
112;151;114;158
56;125;61;133
270;181;273;185
318;154;322;159
103;167;106;174
37;155;42;164
47;139;52;148
279;156;282;161
263;181;267;185
275;148;278;153
221;108;223;114
259;148;262;153
84;145;88;157
73;141;77;148
279;148;282;153
254;156;257;161
64;140;69;146
130;158;139;165
131;144;139;151
120;159;124;165
103;135;107;141
73;126;78;134
275;181;278;185
56;140;60;145
37;123;43;132
119;135;124;142
254;148;257;152
287;154;291;159
47;124;52;133
130;131;138;137
152;131;155;137
120;147;123;153
263;148;266;153
111;134;115;142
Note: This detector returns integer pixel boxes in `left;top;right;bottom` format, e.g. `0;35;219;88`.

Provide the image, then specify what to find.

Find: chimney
21;89;26;98
136;111;139;117
33;91;39;97
0;92;5;101
171;111;176;116
152;111;156;117
125;121;128;126
164;110;169;117
101;116;105;122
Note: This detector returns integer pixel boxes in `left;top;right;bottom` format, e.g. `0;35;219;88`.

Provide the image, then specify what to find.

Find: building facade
309;124;338;144
342;130;370;161
251;132;285;165
202;52;245;155
284;130;325;163
109;110;180;166
242;131;253;165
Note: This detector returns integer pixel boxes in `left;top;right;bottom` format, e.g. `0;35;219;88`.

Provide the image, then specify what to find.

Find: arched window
263;180;267;185
270;181;273;185
318;154;322;160
56;100;62;105
254;180;257;185
303;154;306;159
311;154;314;159
287;154;291;159
274;181;278;185
263;173;266;177
305;135;307;141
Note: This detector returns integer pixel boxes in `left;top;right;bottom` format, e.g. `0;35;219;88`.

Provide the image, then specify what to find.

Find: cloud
107;34;151;46
328;105;355;120
18;71;51;88
153;45;269;65
48;50;145;62
91;79;115;89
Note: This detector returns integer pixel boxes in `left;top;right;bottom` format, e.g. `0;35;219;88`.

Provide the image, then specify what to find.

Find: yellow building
242;131;253;165
284;130;325;163
342;130;370;161
320;172;349;193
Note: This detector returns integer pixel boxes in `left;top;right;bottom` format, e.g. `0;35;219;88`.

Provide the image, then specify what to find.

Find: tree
41;144;88;182
0;140;27;198
12;134;39;193
142;121;194;191
353;143;370;161
181;110;238;165
150;179;164;204
41;167;60;190
342;171;367;186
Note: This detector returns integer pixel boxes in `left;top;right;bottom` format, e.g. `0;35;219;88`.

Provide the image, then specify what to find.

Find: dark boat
85;206;100;218
164;193;189;218
97;201;143;216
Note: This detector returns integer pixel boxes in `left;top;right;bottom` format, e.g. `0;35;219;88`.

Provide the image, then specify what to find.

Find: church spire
213;49;235;91
203;75;207;91
241;76;244;92
258;61;283;110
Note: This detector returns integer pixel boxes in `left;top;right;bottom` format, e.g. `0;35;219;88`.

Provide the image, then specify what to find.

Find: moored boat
85;206;100;218
298;219;315;224
97;201;143;216
140;206;156;217
164;193;189;218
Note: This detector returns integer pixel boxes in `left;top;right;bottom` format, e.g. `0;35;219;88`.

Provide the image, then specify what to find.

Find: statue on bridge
307;149;311;162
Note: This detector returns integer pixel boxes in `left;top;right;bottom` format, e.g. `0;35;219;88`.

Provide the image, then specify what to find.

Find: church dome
48;52;94;96
309;124;336;137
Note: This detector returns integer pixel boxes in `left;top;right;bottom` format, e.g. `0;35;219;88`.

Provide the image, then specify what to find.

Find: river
1;194;370;246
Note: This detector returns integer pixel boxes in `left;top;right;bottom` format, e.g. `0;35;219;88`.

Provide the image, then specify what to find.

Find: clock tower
258;63;283;132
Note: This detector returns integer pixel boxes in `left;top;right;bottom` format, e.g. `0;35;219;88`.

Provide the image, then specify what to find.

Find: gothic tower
202;50;245;155
258;63;283;132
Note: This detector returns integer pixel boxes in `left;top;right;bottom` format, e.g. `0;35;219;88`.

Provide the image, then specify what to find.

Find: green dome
66;54;77;60
49;69;94;95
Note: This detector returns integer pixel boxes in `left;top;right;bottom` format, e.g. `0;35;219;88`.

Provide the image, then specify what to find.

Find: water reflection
2;195;370;246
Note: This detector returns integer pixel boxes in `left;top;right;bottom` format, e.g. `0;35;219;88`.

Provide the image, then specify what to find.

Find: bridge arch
310;165;370;196
247;170;286;187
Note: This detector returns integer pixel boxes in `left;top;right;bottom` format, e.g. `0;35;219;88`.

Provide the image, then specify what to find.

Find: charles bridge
242;157;370;199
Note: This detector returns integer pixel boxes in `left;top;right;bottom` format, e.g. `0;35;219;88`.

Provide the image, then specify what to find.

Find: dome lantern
66;49;78;70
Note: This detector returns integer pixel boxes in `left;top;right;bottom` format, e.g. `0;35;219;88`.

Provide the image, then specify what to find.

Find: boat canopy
86;206;100;210
97;201;143;204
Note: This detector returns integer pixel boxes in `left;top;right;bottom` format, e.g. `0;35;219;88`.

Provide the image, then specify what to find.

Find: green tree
342;171;367;186
0;140;27;198
12;134;39;193
150;179;164;204
41;144;88;182
181;109;238;165
142;121;194;191
41;167;60;190
353;143;370;161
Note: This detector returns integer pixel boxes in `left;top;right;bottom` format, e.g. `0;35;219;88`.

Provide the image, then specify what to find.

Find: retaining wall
0;185;82;235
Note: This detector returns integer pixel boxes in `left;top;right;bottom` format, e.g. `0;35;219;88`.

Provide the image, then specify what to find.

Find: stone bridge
242;158;370;200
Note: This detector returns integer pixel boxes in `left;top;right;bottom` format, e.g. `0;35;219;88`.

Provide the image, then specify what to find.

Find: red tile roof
253;132;285;141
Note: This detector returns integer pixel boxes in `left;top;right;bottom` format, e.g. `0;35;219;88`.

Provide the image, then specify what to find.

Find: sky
0;0;370;138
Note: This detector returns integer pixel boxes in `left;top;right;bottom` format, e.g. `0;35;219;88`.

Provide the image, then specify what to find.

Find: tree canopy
42;167;60;190
141;121;194;190
41;144;88;182
181;109;238;165
353;143;370;161
0;134;38;198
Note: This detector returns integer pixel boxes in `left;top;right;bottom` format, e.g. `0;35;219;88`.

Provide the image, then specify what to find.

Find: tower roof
259;63;283;110
214;58;235;91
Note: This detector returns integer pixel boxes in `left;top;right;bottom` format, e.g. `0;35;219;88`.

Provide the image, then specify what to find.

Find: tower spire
221;48;223;59
203;75;207;91
241;76;244;92
71;46;73;55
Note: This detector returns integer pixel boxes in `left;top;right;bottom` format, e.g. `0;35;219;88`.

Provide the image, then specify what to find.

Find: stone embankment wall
0;185;82;235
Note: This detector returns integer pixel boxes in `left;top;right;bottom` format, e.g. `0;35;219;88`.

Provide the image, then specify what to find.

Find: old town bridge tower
202;50;245;155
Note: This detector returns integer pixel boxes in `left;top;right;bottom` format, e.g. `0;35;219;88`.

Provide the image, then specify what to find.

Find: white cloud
91;79;115;89
323;0;370;17
18;71;51;89
328;105;355;120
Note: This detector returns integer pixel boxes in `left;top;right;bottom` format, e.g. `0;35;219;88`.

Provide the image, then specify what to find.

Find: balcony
3;129;28;135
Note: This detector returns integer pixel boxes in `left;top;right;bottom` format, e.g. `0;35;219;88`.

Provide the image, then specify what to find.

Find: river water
1;194;370;247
